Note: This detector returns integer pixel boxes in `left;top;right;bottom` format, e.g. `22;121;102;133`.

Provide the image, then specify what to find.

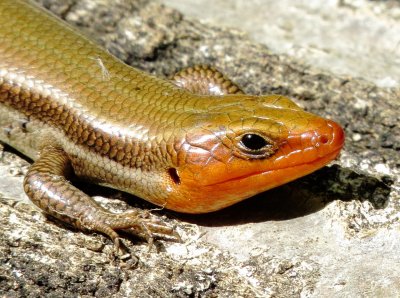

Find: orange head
157;94;344;213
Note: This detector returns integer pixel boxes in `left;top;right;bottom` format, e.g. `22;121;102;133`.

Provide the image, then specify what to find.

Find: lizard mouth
205;147;342;187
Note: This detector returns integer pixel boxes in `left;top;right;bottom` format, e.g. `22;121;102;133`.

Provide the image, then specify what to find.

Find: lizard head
160;94;344;213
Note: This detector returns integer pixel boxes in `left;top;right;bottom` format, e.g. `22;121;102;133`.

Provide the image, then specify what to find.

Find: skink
0;0;344;247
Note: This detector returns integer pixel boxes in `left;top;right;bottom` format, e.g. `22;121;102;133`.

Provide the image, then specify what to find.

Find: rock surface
0;0;399;297
164;0;400;89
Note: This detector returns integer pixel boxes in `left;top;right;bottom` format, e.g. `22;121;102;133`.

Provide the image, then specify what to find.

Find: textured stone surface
0;0;399;297
164;0;400;88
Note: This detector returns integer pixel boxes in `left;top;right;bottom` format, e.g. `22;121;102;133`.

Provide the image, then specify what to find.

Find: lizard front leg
23;146;180;252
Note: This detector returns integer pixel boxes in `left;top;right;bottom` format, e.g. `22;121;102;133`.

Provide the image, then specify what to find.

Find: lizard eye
240;134;268;151
233;131;278;159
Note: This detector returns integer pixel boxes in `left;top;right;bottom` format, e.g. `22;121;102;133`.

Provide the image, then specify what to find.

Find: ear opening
168;168;181;185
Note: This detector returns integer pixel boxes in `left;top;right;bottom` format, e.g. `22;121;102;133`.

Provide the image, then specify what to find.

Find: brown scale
1;77;146;169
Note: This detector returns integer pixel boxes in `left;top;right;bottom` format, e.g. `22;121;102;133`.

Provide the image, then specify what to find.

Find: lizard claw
80;208;181;253
121;212;181;243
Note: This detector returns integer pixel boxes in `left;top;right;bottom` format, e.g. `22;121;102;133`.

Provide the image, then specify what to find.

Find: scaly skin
0;0;344;246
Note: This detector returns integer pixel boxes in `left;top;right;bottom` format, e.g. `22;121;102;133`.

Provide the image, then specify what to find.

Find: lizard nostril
319;135;329;144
